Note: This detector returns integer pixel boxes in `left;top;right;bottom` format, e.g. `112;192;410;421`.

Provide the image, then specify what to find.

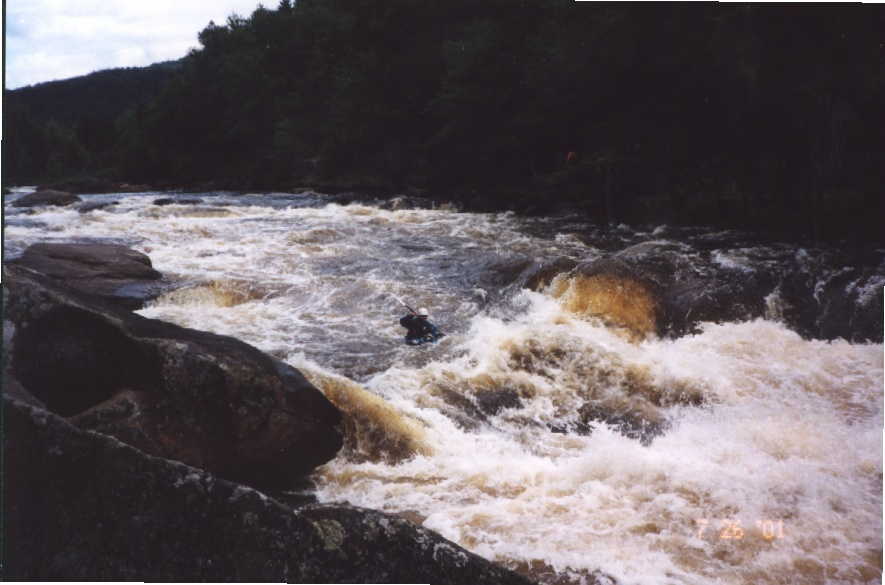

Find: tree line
4;1;882;242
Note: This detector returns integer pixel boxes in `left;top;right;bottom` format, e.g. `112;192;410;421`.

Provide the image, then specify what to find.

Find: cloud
6;0;264;89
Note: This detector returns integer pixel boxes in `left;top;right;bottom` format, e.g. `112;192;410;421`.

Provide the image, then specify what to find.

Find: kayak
405;333;445;346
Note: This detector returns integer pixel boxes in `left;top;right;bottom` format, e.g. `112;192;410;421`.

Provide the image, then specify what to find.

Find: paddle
393;295;444;343
392;295;417;315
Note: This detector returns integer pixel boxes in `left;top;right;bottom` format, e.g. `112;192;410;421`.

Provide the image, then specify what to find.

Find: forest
4;1;882;243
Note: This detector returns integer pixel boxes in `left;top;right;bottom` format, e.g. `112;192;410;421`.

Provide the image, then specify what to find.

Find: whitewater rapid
4;189;882;585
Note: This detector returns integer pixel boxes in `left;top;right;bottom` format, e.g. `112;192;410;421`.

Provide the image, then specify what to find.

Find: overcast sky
5;0;265;89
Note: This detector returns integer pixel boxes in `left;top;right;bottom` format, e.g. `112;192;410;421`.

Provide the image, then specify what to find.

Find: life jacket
400;314;439;340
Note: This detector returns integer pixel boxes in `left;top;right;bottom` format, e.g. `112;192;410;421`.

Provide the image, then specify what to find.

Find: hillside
3;1;882;242
4;60;181;183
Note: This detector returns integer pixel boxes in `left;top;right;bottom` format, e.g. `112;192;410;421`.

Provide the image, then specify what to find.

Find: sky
5;0;266;89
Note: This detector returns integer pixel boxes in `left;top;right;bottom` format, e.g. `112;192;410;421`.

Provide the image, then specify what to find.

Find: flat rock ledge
10;243;165;310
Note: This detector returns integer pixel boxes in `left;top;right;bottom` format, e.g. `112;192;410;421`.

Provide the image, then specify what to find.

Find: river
4;188;883;585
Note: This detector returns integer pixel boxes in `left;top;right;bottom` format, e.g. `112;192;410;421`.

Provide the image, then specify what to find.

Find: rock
433;386;487;430
552;241;778;338
376;195;434;211
4;396;535;584
522;257;579;291
2;373;45;409
817;271;884;342
11;189;81;208
478;255;535;288
553;256;664;339
10;243;164;310
661;270;775;337
77;200;118;213
4;264;343;489
153;197;203;206
475;389;523;416
577;402;665;446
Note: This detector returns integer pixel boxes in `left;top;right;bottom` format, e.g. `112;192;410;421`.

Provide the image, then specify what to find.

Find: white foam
5;193;881;585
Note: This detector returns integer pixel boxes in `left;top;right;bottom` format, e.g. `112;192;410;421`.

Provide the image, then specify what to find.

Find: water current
4;188;883;585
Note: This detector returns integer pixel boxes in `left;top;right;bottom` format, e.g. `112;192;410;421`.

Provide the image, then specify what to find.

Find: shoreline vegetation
4;1;881;244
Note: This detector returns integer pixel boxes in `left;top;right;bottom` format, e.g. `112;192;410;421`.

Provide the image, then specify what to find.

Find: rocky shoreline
2;241;538;583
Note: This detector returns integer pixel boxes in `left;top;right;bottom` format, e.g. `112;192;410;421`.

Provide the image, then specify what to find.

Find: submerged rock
475;388;524;416
4;396;534;584
9;243;164;310
4;264;343;489
153;197;203;206
11;189;81;207
77;200;118;213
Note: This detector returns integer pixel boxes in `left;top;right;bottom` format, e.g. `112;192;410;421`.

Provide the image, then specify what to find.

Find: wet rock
77;200;118;213
475;388;523;416
376;195;435;210
577;403;665;446
561;241;778;338
9;243;163;310
469;255;535;302
11;189;81;207
2;373;45;409
153;197;204;206
522;256;578;291
434;386;487;430
4;264;343;489
555;257;663;339
4;396;534;584
661;270;776;337
778;266;884;342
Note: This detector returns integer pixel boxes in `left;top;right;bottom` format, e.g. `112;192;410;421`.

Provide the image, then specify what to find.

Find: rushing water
4;189;883;585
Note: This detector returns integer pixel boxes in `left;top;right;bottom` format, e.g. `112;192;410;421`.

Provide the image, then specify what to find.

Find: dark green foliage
4;61;180;184
4;3;882;242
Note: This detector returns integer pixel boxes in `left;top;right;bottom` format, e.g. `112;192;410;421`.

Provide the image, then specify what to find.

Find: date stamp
695;518;785;541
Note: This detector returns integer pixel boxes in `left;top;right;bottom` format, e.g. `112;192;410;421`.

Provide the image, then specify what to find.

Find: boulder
475;388;523;416
3;396;535;584
4;264;343;489
2;373;45;409
522;256;579;292
11;189;81;207
77;200;118;213
10;243;164;310
551;241;778;338
777;258;884;342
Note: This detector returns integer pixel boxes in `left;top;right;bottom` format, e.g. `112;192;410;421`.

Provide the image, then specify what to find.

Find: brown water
4;188;882;585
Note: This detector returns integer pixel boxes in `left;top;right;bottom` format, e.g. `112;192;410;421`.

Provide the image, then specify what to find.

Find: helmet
417;307;429;317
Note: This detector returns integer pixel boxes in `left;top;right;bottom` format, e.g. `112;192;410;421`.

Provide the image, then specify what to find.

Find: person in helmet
400;307;443;345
